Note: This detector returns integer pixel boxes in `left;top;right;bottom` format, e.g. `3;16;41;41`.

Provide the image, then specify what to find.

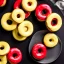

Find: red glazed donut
35;4;52;21
32;43;47;60
14;0;30;18
7;48;22;64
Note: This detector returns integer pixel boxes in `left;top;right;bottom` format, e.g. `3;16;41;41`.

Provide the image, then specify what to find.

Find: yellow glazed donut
1;13;17;31
0;41;10;55
22;0;37;11
18;20;34;37
0;55;7;64
12;28;27;41
46;13;62;32
43;33;58;48
0;0;6;7
12;9;25;23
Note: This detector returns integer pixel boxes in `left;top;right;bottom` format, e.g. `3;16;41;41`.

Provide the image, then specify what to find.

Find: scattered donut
7;48;22;64
18;20;34;37
0;0;6;7
46;13;62;32
12;9;25;23
32;43;47;60
43;33;58;48
0;41;10;55
0;55;7;64
1;13;17;31
35;4;52;21
12;28;27;41
22;0;37;11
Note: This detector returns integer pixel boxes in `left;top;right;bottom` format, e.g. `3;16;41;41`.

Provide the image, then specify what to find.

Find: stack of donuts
0;41;23;64
1;0;38;41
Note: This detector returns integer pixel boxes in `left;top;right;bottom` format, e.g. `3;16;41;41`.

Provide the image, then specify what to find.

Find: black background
0;0;64;64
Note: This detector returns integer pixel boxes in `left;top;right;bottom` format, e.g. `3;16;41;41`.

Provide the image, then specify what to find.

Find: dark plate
0;0;64;64
29;30;62;64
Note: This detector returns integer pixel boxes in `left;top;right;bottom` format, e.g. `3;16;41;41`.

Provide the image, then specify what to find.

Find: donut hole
7;20;12;25
0;46;4;50
42;9;48;15
0;59;1;61
49;39;53;42
24;26;28;32
38;48;42;53
51;18;57;26
13;53;18;58
17;14;21;18
28;2;32;6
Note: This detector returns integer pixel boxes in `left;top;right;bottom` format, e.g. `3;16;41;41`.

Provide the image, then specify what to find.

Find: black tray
0;0;64;64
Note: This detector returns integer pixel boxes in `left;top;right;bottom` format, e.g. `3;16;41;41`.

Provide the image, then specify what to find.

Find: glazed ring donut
12;28;27;41
22;0;37;11
18;20;34;37
32;43;47;60
0;41;10;55
0;55;7;64
12;9;25;23
0;0;6;7
35;4;52;21
46;13;62;32
7;48;22;64
43;33;58;48
1;13;17;31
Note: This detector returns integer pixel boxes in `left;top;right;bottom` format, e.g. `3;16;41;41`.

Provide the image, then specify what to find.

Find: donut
12;28;27;41
32;43;47;60
0;55;7;64
14;0;22;9
18;20;34;37
7;48;22;64
0;0;6;7
46;13;62;32
35;4;52;21
22;0;37;11
1;13;17;31
43;33;58;48
0;41;10;55
12;9;25;23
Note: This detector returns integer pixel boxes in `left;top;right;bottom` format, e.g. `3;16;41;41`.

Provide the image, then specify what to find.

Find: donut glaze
25;11;30;18
32;43;47;60
0;0;4;6
0;0;6;7
35;4;52;21
7;48;22;64
14;0;22;9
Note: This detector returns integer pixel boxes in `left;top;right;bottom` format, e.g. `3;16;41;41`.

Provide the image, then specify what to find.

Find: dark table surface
0;0;64;64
